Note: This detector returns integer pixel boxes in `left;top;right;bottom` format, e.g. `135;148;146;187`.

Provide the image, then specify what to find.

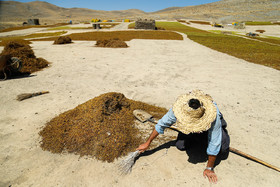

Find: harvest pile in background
0;41;49;73
54;36;72;44
95;38;128;48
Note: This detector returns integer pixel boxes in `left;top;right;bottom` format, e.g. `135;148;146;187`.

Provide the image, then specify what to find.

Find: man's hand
203;169;218;184
137;128;159;153
136;142;150;153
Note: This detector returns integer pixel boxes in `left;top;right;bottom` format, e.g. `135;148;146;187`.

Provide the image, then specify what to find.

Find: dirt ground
0;23;280;187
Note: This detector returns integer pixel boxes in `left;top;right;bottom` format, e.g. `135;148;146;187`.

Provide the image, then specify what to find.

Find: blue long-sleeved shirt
155;102;222;155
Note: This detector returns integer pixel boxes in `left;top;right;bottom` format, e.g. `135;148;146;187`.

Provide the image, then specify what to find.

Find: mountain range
0;0;279;23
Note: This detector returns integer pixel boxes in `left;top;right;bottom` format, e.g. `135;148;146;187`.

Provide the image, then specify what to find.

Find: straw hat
172;89;217;134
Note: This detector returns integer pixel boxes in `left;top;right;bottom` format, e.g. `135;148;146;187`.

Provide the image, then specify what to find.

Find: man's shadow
138;139;229;167
0;72;35;81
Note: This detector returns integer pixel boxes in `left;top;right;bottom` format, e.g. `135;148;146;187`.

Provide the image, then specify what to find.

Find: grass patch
0;31;67;46
157;22;280;70
100;23;120;26
250;37;280;45
210;30;280;46
0;23;69;33
189;21;211;25
128;23;135;29
264;35;280;40
24;31;67;39
47;26;93;30
209;30;224;34
245;21;273;25
32;30;183;42
0;39;31;47
48;23;120;30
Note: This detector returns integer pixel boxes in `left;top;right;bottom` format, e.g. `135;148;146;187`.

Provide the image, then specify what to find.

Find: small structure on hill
27;19;40;25
93;23;101;29
233;22;245;29
91;18;101;23
135;19;155;30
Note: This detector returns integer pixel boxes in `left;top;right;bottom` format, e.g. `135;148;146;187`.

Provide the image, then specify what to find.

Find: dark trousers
175;115;230;156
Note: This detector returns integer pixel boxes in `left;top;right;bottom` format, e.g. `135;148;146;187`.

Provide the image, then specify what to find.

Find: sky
2;0;221;12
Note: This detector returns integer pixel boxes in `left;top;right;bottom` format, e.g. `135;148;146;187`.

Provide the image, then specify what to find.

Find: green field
0;23;69;33
2;22;280;70
47;26;93;30
47;23;119;30
245;21;274;25
32;30;183;42
155;22;280;70
0;31;67;46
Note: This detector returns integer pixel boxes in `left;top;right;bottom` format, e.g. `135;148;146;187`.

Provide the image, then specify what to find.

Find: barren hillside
0;0;279;27
150;0;280;22
0;1;146;22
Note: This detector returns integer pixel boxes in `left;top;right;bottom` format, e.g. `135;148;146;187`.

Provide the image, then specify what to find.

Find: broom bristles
118;150;140;175
16;91;49;101
17;93;33;101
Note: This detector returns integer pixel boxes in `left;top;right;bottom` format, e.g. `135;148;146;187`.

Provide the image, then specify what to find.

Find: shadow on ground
137;139;229;167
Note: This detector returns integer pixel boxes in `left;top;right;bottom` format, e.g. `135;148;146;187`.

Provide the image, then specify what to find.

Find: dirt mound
95;38;128;48
53;36;72;44
0;41;49;73
39;92;168;162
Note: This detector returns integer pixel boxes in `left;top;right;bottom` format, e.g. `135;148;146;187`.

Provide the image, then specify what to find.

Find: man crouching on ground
137;89;230;184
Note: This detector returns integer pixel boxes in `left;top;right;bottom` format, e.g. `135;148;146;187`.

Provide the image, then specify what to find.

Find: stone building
135;19;155;30
27;19;40;25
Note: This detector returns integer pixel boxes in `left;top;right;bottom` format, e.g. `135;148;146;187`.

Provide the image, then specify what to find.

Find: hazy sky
3;0;221;12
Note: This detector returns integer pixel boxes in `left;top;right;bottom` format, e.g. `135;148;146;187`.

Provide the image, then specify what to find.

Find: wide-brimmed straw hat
172;89;217;134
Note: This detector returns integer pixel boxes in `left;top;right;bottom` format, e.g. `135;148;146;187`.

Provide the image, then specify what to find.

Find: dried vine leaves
39;92;168;162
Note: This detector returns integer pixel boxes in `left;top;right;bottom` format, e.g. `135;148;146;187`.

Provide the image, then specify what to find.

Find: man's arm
204;103;222;183
136;128;159;152
137;108;176;152
203;155;217;183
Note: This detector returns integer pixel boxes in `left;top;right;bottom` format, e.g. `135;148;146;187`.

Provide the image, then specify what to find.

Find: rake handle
229;147;280;172
29;91;49;97
34;91;49;95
